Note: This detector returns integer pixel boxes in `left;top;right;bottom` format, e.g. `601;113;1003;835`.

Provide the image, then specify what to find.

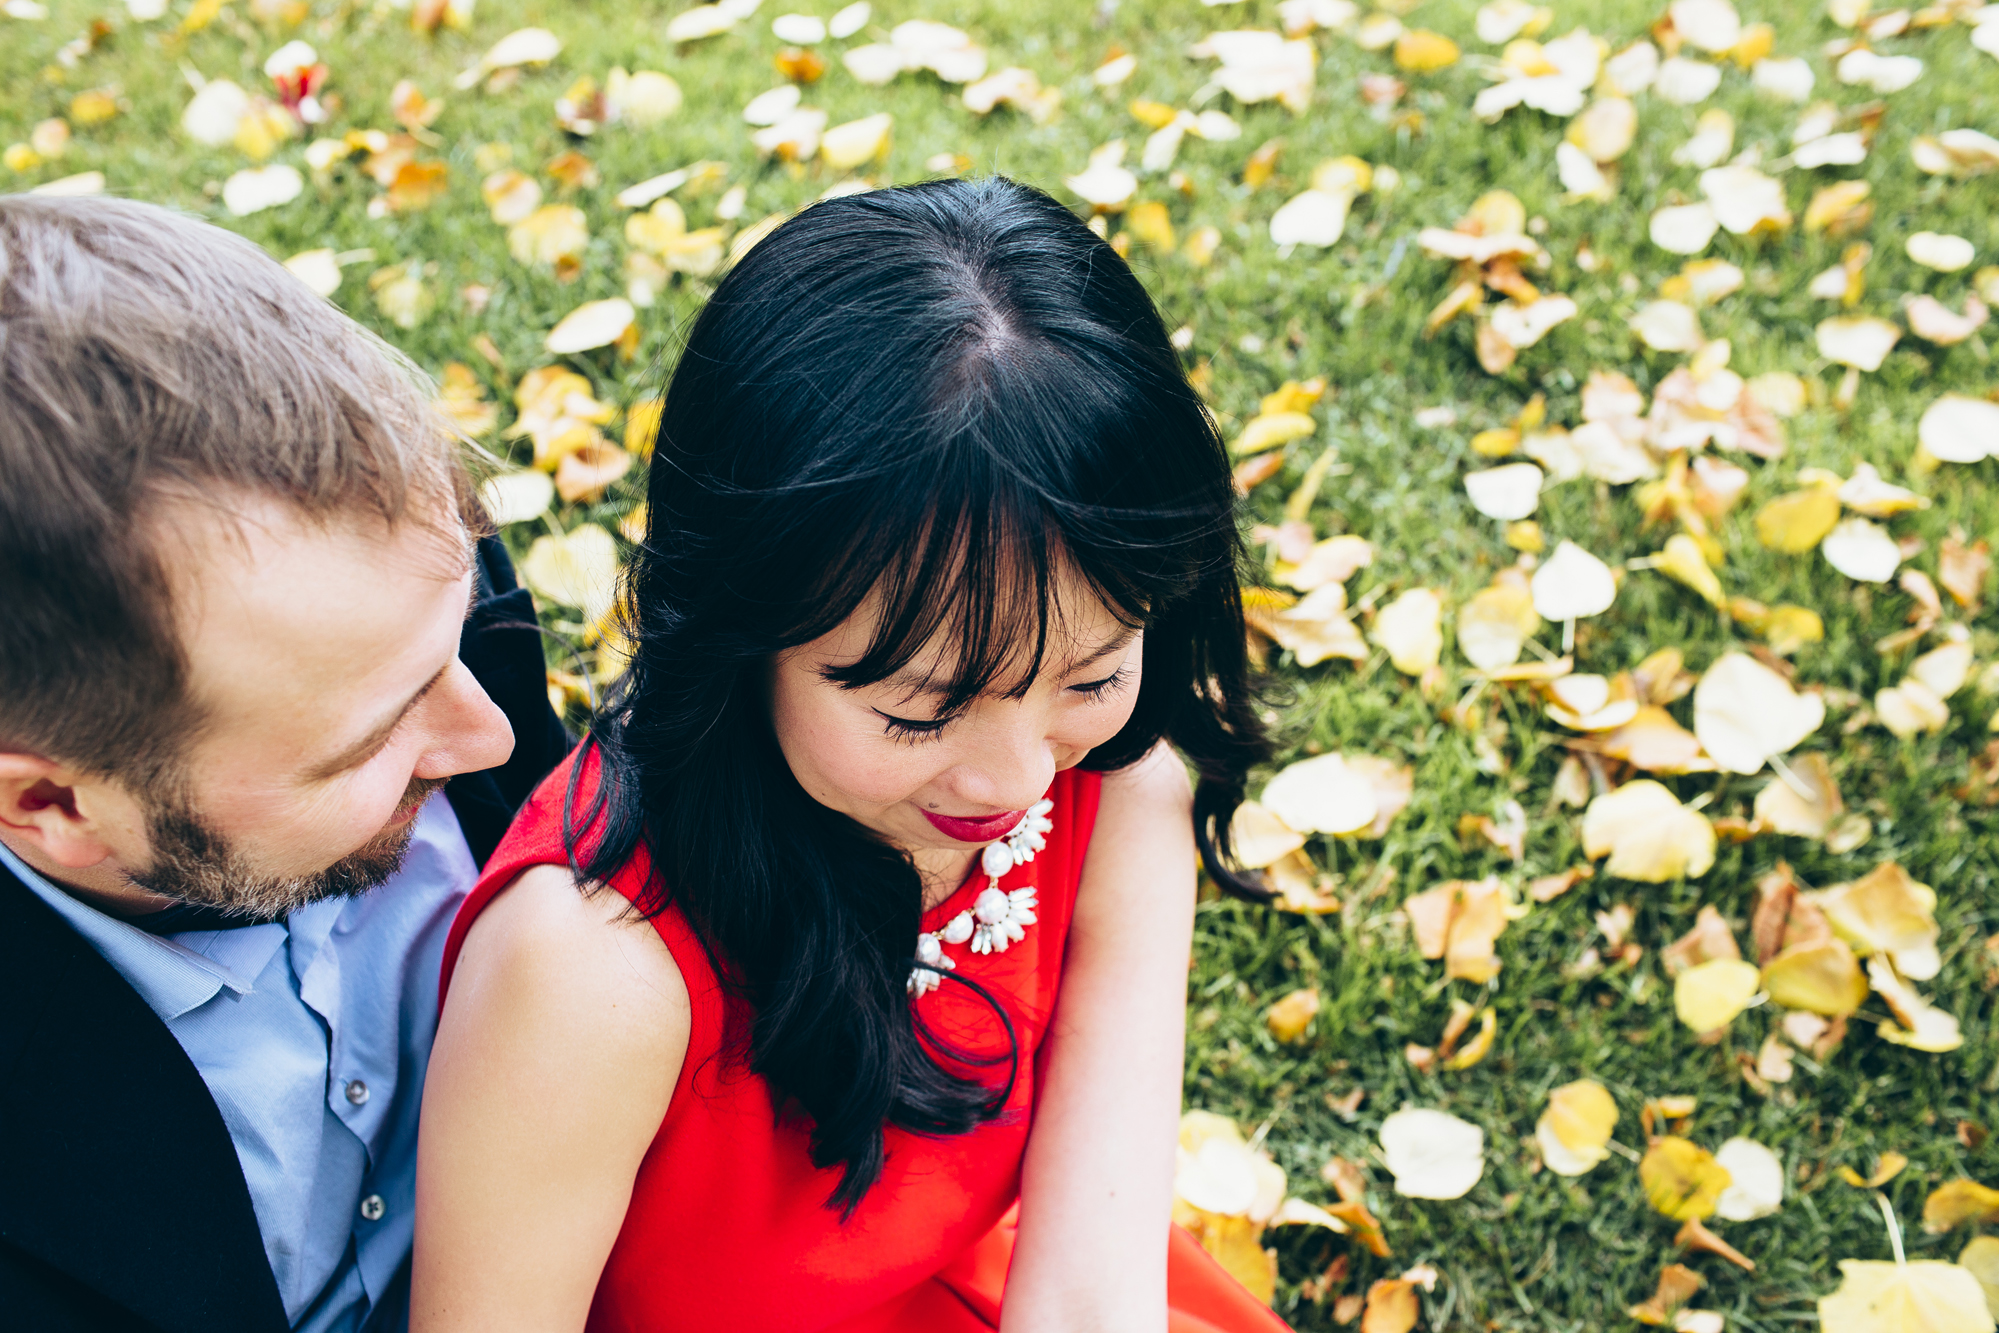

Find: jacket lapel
448;536;573;866
0;863;289;1333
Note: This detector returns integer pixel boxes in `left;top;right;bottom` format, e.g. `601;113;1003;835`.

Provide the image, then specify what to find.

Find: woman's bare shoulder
1096;739;1194;817
450;862;691;1072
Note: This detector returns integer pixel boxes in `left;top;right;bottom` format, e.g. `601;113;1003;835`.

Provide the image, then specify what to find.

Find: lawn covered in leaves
4;0;1997;1327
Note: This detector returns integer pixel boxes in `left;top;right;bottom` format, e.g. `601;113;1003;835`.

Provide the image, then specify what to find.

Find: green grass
5;0;1997;1326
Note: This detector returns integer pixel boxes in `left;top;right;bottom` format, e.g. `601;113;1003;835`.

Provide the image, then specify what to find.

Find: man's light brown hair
0;195;475;787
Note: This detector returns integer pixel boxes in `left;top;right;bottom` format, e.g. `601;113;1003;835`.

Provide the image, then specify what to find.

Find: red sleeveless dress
439;751;1290;1333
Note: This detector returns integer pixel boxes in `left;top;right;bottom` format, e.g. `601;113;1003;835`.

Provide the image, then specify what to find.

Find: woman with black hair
413;177;1289;1333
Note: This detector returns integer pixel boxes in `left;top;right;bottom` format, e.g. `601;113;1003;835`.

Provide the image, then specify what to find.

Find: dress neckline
919;849;1000;928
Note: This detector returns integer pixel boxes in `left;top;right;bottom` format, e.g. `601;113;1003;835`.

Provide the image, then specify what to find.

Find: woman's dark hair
574;176;1269;1212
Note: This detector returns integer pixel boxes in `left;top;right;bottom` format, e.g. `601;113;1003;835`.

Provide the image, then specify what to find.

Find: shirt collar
0;838;275;1021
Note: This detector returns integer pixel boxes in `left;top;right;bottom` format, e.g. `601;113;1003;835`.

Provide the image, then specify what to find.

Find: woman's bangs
816;474;1149;714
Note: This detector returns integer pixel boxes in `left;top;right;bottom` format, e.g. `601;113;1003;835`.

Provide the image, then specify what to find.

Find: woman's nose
950;716;1058;813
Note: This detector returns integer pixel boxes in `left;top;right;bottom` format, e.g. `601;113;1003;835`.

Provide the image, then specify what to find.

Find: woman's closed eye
873;708;954;743
1069;666;1132;701
872;668;1132;744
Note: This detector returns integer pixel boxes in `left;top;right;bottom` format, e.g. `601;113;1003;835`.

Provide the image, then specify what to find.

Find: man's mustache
390;776;451;823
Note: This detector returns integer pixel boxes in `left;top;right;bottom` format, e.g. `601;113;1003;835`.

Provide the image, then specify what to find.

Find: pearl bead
981;842;1015;878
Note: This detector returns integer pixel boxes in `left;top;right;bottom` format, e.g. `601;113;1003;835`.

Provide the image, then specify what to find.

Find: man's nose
413;659;515;780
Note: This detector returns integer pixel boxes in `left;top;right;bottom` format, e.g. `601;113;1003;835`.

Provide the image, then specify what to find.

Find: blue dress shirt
0;793;476;1333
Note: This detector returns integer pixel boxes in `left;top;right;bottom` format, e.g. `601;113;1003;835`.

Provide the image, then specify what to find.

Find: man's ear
0;752;125;870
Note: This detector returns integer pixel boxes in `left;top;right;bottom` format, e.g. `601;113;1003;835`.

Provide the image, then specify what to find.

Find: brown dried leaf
1528;863;1593;901
1753;751;1843;837
1628;1263;1706;1324
1361;1278;1419;1333
1940;532;1991;610
1663;904;1743;975
1403;876;1508;981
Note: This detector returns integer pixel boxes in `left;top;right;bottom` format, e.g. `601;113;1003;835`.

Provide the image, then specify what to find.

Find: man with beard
0;196;571;1332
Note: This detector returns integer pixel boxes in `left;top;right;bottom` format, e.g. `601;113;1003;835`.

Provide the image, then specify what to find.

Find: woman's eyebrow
1056;628;1138;676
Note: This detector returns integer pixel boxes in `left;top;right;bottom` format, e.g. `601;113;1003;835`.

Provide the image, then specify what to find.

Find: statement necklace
907;798;1054;998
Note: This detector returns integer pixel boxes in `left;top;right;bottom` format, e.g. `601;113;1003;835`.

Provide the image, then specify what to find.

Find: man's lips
921;808;1026;844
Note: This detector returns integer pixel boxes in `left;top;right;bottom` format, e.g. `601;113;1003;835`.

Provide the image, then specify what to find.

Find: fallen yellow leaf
509;203;590;269
1582;780;1717;881
1756;485;1841;552
1692;652;1826;775
821;112;892;171
1819;1256;1996;1332
1373;587;1444;675
1442;1007;1497;1070
1959;1236;1999;1320
1537;1078;1618;1176
1761;937;1870;1016
1567;95;1638;162
1246;583;1369;666
1393;29;1460;71
520;523;619;623
1816;862;1940;977
1532;540;1618;622
1599;706;1711;774
1264;986;1320;1042
1457;580;1542;670
1926;1180;1999;1233
1838;1154;1911;1190
1261;753;1377;835
1641;1136;1733;1221
1655;532;1725;607
1869;957;1964;1052
1229;800;1307;869
1674;957;1763;1035
553;441;632;503
1231;410;1317;457
1804;179;1874;235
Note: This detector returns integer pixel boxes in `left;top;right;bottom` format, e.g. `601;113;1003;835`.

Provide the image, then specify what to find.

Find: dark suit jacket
0;536;571;1333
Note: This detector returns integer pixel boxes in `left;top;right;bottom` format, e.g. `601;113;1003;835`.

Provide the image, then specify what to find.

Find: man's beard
126;776;450;921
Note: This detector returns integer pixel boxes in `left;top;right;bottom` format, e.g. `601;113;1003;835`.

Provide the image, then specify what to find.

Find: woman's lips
921;808;1026;844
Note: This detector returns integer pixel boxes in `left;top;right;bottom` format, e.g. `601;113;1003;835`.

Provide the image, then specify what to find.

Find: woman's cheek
796;704;931;808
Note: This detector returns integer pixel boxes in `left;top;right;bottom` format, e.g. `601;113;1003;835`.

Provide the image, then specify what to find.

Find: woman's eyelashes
871;667;1134;744
873;708;953;743
1070;665;1132;700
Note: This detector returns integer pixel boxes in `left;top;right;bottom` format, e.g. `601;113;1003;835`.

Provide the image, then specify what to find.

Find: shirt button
344;1079;369;1106
359;1194;386;1222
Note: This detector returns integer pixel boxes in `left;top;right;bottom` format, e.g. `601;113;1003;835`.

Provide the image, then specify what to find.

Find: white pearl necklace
907;798;1054;998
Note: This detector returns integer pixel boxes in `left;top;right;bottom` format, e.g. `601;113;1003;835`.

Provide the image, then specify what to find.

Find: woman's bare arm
1001;742;1197;1333
412;864;689;1333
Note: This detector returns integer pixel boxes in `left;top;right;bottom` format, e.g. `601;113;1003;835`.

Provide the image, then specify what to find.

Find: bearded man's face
129;774;449;919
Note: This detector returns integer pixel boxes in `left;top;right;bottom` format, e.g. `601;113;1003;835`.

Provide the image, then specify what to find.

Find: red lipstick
921;808;1026;844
